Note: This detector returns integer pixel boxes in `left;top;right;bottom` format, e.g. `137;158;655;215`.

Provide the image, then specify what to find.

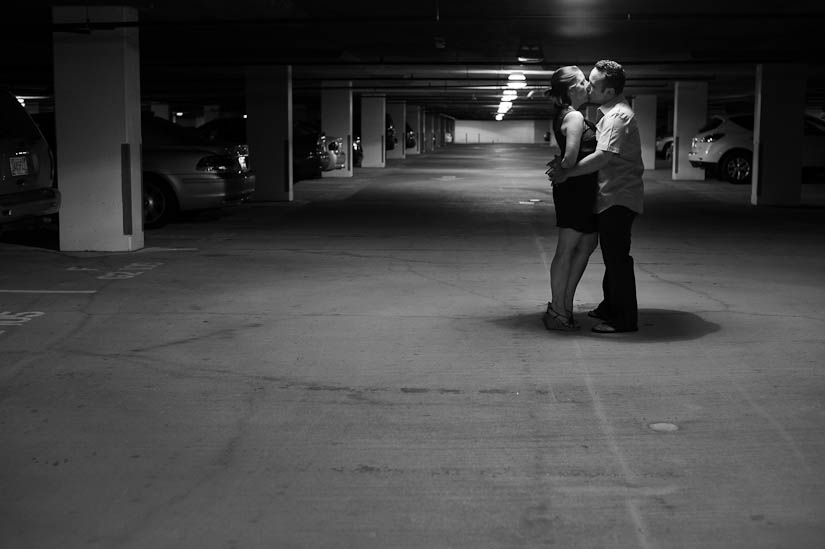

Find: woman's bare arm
560;111;585;169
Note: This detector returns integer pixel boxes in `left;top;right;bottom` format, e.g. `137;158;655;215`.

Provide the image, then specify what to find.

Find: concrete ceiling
3;1;825;120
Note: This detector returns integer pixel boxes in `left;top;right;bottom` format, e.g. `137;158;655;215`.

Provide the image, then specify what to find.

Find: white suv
1;90;60;227
689;113;825;184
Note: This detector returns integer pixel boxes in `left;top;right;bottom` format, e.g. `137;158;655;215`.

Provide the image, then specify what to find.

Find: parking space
1;144;824;547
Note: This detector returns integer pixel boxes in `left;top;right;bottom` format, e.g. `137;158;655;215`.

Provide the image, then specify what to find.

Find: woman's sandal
542;303;580;332
566;310;580;329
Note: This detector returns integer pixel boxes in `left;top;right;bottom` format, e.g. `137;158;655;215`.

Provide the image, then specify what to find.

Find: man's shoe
591;322;638;334
587;309;608;321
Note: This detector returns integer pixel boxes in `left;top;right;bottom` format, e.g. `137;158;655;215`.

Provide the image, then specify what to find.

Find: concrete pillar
246;65;292;201
752;64;806;205
361;96;386;167
406;105;422;155
672;81;708;180
53;6;143;252
321;81;353;177
633;95;657;170
446;117;455;144
420;112;430;152
387;102;406;159
425;112;436;151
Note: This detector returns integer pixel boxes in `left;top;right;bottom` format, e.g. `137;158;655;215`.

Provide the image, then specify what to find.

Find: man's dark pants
595;205;638;331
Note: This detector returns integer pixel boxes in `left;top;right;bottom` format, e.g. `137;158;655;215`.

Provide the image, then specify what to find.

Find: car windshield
698;117;723;133
198;118;247;144
728;115;754;131
142;114;212;146
0;92;41;139
804;116;825;135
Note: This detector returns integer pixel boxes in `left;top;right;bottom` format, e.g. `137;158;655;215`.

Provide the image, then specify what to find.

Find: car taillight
700;133;725;143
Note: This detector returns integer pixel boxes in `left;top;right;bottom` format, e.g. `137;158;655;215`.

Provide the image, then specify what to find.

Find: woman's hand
545;156;569;184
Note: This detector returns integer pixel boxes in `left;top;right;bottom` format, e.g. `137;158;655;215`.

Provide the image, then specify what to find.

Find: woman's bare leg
563;232;598;314
550;228;581;316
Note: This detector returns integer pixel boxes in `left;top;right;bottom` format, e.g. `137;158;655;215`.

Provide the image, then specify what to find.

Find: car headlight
700;133;725;143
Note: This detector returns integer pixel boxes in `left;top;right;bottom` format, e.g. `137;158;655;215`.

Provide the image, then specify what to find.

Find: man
548;60;644;333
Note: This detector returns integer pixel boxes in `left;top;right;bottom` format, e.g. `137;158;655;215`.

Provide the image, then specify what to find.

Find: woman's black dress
551;106;598;234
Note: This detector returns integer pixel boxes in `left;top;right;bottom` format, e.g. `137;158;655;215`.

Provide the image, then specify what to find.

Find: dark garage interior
2;2;825;547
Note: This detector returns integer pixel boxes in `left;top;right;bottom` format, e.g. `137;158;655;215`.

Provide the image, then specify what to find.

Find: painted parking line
0;289;97;294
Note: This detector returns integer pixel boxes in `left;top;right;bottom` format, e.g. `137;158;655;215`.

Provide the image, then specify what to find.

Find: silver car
31;111;255;229
0;90;60;227
688;113;825;184
141;114;255;228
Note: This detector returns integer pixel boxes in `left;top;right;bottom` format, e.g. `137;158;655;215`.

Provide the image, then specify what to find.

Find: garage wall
454;120;551;144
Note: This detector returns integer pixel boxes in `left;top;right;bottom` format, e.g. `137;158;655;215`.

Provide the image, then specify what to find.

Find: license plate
10;156;29;177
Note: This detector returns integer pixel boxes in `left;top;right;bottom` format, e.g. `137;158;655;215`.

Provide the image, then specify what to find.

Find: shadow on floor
495;308;720;342
0;222;59;251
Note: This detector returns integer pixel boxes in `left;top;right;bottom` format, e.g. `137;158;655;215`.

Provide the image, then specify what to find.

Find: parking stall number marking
0;311;45;336
97;262;164;280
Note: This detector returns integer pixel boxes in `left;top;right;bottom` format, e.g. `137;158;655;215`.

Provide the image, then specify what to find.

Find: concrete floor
1;144;824;548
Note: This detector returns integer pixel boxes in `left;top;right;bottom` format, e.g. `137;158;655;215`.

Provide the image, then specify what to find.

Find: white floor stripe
577;341;654;549
0;290;97;294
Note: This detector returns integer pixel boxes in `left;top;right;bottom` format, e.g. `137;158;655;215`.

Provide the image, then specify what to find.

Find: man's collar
598;94;626;115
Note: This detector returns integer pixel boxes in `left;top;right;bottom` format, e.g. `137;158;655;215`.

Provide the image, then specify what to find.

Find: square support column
387;102;406;159
322;81;353;177
633;95;657;170
672;81;707;180
753;64;806;205
424;112;436;152
246;66;293;201
421;112;430;152
53;6;143;251
361;96;386;167
406;105;422;155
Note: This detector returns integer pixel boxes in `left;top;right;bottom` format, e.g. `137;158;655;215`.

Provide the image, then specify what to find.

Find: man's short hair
594;59;625;95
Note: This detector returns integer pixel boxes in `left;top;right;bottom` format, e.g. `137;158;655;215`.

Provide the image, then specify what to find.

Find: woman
542;66;599;331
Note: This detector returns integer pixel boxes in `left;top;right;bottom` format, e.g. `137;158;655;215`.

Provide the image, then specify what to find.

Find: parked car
0;90;60;228
32;111;254;229
352;107;400;153
655;134;674;161
315;132;346;171
198;117;324;181
405;123;416;149
688;113;825;183
352;135;363;167
385;114;398;150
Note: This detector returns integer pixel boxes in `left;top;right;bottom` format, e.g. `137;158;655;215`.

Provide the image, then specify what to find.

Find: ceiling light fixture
517;43;544;64
507;73;527;89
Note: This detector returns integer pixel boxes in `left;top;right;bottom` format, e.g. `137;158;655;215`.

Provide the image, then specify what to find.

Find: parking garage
2;3;825;548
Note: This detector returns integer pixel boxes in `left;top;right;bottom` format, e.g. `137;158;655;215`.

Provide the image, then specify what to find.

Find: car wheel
663;142;673;162
143;175;179;229
718;150;752;184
